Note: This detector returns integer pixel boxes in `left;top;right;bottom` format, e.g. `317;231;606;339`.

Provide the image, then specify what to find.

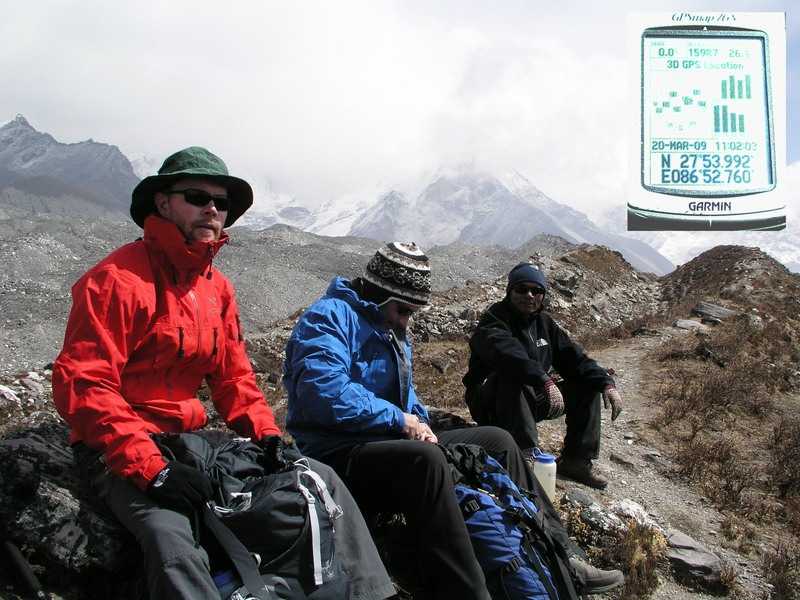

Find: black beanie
506;262;547;296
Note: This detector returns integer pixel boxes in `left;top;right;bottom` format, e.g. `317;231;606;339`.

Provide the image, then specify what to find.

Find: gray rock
692;301;739;320
608;499;662;531
609;451;636;470
666;529;724;587
675;319;707;331
561;489;627;532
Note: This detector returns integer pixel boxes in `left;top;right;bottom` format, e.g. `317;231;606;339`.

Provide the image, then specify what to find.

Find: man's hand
146;462;213;514
543;380;565;419
602;385;623;421
401;413;438;443
258;435;304;473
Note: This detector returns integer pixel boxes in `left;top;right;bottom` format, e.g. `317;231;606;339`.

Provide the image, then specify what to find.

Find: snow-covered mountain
11;114;799;276
308;166;675;275
239;184;313;231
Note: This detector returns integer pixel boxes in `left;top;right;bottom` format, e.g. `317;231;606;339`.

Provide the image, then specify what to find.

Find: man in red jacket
52;147;395;600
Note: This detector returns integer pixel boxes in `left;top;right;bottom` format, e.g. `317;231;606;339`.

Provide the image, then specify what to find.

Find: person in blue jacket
463;262;624;490
284;243;624;599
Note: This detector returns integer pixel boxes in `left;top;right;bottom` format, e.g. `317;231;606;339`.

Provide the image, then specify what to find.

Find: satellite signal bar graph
721;74;752;100
714;105;745;133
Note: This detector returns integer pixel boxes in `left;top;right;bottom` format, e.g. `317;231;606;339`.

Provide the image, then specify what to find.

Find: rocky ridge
0;115;136;216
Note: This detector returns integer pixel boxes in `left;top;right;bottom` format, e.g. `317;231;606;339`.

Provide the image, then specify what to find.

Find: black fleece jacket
462;297;614;392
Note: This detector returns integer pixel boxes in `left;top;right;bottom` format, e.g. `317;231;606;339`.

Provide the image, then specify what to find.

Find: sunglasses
512;284;545;296
166;189;231;212
395;304;416;317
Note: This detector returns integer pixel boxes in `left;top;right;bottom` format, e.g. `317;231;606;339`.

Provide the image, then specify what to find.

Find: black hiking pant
465;373;602;459
322;426;583;600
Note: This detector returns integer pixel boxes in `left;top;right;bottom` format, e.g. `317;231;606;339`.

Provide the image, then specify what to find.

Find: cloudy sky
1;0;797;227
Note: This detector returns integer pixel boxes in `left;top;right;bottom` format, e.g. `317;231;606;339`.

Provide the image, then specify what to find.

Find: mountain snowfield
240;158;800;274
242;165;675;275
2;115;797;274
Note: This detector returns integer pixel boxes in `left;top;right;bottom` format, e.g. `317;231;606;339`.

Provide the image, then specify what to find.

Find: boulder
665;529;724;588
0;418;141;599
692;301;739;321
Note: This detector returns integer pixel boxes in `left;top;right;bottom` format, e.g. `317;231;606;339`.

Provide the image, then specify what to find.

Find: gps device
642;25;775;196
630;22;783;230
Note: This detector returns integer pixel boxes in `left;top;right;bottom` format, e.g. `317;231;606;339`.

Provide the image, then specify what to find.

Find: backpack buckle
463;499;481;514
503;557;523;574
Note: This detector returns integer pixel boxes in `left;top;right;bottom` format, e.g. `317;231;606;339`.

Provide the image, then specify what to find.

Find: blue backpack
443;444;581;600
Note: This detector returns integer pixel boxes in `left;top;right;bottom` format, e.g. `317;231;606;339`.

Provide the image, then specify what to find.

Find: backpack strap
517;507;584;600
296;460;344;520
297;480;324;586
200;504;272;600
295;460;344;586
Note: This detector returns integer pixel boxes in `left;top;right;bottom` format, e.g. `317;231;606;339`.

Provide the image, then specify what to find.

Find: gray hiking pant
73;443;395;600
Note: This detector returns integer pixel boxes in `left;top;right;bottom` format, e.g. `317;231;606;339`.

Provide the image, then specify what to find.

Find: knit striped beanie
362;242;431;307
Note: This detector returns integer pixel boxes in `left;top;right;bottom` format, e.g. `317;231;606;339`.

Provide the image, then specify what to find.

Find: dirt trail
536;330;772;600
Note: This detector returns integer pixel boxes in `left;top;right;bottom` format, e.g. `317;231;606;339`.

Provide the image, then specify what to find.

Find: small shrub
699;561;738;596
719;516;758;554
763;542;800;600
607;520;667;600
670;436;761;516
560;507;666;600
769;418;800;500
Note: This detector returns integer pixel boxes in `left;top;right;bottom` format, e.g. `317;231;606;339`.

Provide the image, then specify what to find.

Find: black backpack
153;431;349;600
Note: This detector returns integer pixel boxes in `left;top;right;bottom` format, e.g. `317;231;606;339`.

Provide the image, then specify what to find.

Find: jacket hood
326;277;386;323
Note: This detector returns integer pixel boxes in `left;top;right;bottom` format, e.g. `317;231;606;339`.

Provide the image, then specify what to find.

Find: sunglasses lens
214;197;231;211
181;189;231;211
514;285;544;296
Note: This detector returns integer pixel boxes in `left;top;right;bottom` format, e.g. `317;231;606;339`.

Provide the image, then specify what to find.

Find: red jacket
53;215;281;490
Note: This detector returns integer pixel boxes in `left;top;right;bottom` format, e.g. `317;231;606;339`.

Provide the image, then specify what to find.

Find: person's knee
471;425;517;451
136;508;198;560
406;442;450;479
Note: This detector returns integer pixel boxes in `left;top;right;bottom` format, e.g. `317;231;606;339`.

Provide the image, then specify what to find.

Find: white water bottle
532;448;557;503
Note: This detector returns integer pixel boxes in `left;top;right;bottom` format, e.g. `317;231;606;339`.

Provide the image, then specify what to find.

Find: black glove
258;435;304;473
146;461;213;514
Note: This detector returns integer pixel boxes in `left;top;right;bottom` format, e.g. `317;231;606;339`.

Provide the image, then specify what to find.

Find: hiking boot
557;457;609;489
569;556;625;594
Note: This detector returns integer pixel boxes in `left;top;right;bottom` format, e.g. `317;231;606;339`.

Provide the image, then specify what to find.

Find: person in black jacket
463;262;623;489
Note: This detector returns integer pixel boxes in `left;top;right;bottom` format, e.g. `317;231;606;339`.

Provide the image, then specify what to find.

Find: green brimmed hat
130;146;253;228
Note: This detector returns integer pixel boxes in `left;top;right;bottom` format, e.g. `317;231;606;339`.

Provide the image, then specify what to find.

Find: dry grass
638;309;800;599
762;541;800;600
768;418;800;510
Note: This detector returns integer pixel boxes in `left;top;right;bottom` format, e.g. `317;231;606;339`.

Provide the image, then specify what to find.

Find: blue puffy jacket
284;277;430;458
